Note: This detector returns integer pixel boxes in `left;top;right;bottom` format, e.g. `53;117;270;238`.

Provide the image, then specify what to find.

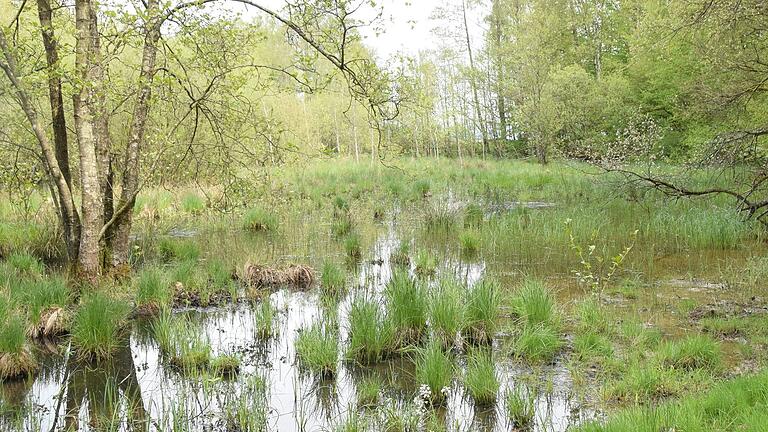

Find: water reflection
3;227;592;432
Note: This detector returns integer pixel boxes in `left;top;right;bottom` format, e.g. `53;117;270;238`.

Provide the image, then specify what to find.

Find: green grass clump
344;233;362;259
576;297;612;334
464;349;499;406
152;312;212;371
414;249;437;276
609;363;681;402
243;207;278;232
463;279;501;344
416;338;454;406
658;335;722;371
385;270;428;346
585;371;768;431
158;238;201;262
511;279;556;326
512;324;562;362
429;279;465;347
574;332;614;360
413;179;431;198
356;376;382;407
505;388;535;429
254;298;277;339
71;293;130;360
135;267;171;312
0;313;38;379
347;297;393;363
390;242;410;266
459;230;480;256
423;205;457;234
320;261;346;296
211;354;241;376
19;276;69;322
180;192;205;214
5;251;43;276
296;323;338;377
464;203;484;228
332;216;353;237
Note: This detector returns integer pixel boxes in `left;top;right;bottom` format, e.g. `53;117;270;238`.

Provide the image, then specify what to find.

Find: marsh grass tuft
464;203;484;228
72;293;130;360
320;261;346;296
152;312;212;371
505;388;535;429
511;279;557;327
415;338;454;406
356;376;382;407
658;335;722;371
254;298;278;339
6;251;44;276
385;270;428;346
180;192;205;214
0;313;38;379
243;207;278;232
390;242;411;267
429;279;465;348
344;233;363;259
459;230;480;257
211;354;241;377
512;324;562;362
463;279;501;344
296;323;338;377
464;349;499;406
414;249;437;277
347;297;393;363
135;267;171;314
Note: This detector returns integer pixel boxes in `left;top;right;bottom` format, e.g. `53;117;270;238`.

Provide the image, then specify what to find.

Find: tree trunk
87;2;116;269
73;0;104;280
111;0;162;270
0;32;81;264
36;0;80;262
462;0;488;159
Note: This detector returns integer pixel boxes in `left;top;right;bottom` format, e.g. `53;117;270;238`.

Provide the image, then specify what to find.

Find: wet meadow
1;158;767;431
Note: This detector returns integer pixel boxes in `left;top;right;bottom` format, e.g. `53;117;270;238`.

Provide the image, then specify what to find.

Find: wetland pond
2;198;762;432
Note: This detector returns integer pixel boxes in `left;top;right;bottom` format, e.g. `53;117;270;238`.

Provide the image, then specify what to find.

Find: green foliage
320;261;346;296
180;192;205;214
19;276;69;320
253;298;277;339
511;279;556;327
463;204;484;228
414;249;437;276
505;388;535;429
136;267;171;310
0;314;26;355
211;354;241;376
459;230;480;256
356;376;382;407
5;251;43;276
385;270;428;346
343;233;362;259
296;323;338;377
347;297;393;363
463;279;501;344
158;238;201;262
463;349;499;406
72;294;130;360
429;279;465;347
512;324;562;363
243;207;278;232
415;338;454;406
657;335;722;371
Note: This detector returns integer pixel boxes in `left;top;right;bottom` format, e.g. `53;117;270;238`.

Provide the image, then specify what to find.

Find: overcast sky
230;0;487;60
